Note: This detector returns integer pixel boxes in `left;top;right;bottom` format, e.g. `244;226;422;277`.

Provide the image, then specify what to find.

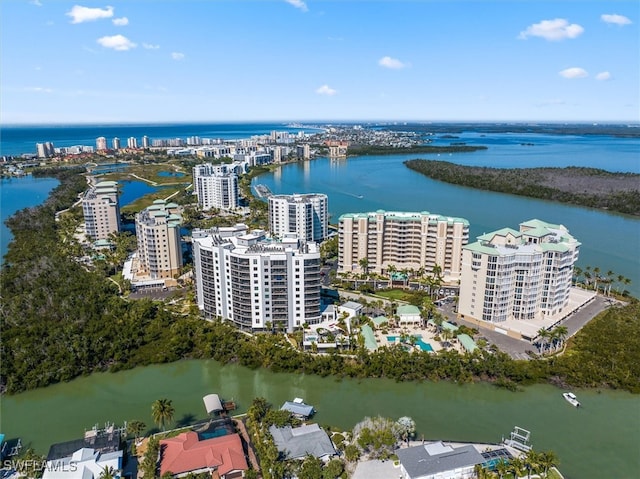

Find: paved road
437;296;613;359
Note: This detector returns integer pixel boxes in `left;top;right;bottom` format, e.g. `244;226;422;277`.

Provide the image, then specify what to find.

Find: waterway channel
1;360;638;479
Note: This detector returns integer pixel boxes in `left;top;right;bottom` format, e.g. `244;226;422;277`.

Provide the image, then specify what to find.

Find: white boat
563;392;580;407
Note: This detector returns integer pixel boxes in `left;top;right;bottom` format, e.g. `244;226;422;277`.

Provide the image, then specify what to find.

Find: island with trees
404;159;640;216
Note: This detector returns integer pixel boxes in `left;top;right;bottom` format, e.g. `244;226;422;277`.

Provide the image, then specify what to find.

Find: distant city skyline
1;0;638;124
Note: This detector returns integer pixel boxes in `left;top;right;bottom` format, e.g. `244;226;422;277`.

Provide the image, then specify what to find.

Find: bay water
252;152;640;297
1;360;638;479
0;176;59;260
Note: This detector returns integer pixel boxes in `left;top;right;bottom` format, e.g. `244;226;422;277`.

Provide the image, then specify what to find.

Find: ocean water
0;122;316;157
1;176;59;261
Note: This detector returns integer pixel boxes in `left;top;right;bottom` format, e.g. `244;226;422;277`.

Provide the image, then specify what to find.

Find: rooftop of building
339;210;469;225
269;193;327;203
159;431;247;477
269;424;336;460
396;442;485;478
397;304;421;316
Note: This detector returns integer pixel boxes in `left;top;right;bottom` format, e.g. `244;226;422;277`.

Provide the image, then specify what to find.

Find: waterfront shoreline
404;159;640;216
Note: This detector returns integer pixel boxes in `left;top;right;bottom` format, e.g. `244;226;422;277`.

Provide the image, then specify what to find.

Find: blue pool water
198;428;229;440
157;171;185;177
415;339;434;352
386;335;434;352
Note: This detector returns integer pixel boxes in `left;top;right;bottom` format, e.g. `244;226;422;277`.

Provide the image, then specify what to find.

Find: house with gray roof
269;424;336;461
396;442;485;479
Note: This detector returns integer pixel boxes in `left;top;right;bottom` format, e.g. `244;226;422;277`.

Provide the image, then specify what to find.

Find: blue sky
1;0;638;124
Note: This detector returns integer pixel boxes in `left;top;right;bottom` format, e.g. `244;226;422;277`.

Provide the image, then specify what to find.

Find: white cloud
171;52;185;60
316;84;337;96
559;67;588;79
30;0;43;6
285;0;308;12
97;34;136;51
26;86;53;93
601;14;632;26
378;56;408;69
67;5;114;24
518;18;584;41
112;17;129;26
596;71;612;81
143;43;160;50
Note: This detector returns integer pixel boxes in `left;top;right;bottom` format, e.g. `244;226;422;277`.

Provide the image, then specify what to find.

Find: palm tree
552;325;568;351
538;450;559;477
536;328;549;354
524;449;541;478
494;458;510;479
509;456;526;479
99;466;117;479
359;257;369;276
387;264;397;286
151;399;175;431
605;270;615;295
593;266;601;292
126;420;146;443
572;265;583;286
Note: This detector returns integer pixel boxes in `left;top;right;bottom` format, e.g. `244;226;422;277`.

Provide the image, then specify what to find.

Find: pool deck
375;325;464;354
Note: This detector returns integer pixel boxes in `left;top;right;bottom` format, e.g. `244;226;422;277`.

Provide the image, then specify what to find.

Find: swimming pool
386;335;434;352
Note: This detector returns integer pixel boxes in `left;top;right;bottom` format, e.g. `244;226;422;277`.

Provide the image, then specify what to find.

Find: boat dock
254;184;273;199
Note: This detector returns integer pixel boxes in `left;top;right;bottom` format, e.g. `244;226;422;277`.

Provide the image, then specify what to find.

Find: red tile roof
159;432;248;477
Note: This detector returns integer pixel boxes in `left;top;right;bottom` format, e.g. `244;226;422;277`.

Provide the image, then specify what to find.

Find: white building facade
192;228;322;332
193;163;239;211
268;193;328;242
338;211;469;280
82;181;121;240
135;200;183;279
458;219;580;323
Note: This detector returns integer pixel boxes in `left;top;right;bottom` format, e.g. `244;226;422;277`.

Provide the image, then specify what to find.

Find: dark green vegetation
1;170;639;395
348;144;487;156
405;160;640;216
383;122;640;138
550;301;640;392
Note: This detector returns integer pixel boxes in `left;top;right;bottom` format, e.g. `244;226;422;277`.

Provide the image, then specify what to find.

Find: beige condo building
338;210;470;280
82;181;121;241
135;199;183;279
458;219;580;324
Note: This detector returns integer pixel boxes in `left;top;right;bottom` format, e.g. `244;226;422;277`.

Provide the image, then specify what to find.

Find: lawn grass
375;289;413;301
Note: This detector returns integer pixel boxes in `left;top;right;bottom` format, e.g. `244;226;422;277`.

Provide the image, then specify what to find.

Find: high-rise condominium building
135;200;183;279
112;137;121;150
338;211;470;280
193;164;239;211
127;137;138;149
192;227;322;332
96;137;108;151
36;142;55;158
296;144;311;159
82;181;121;240
268;194;328;242
458;219;580;324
